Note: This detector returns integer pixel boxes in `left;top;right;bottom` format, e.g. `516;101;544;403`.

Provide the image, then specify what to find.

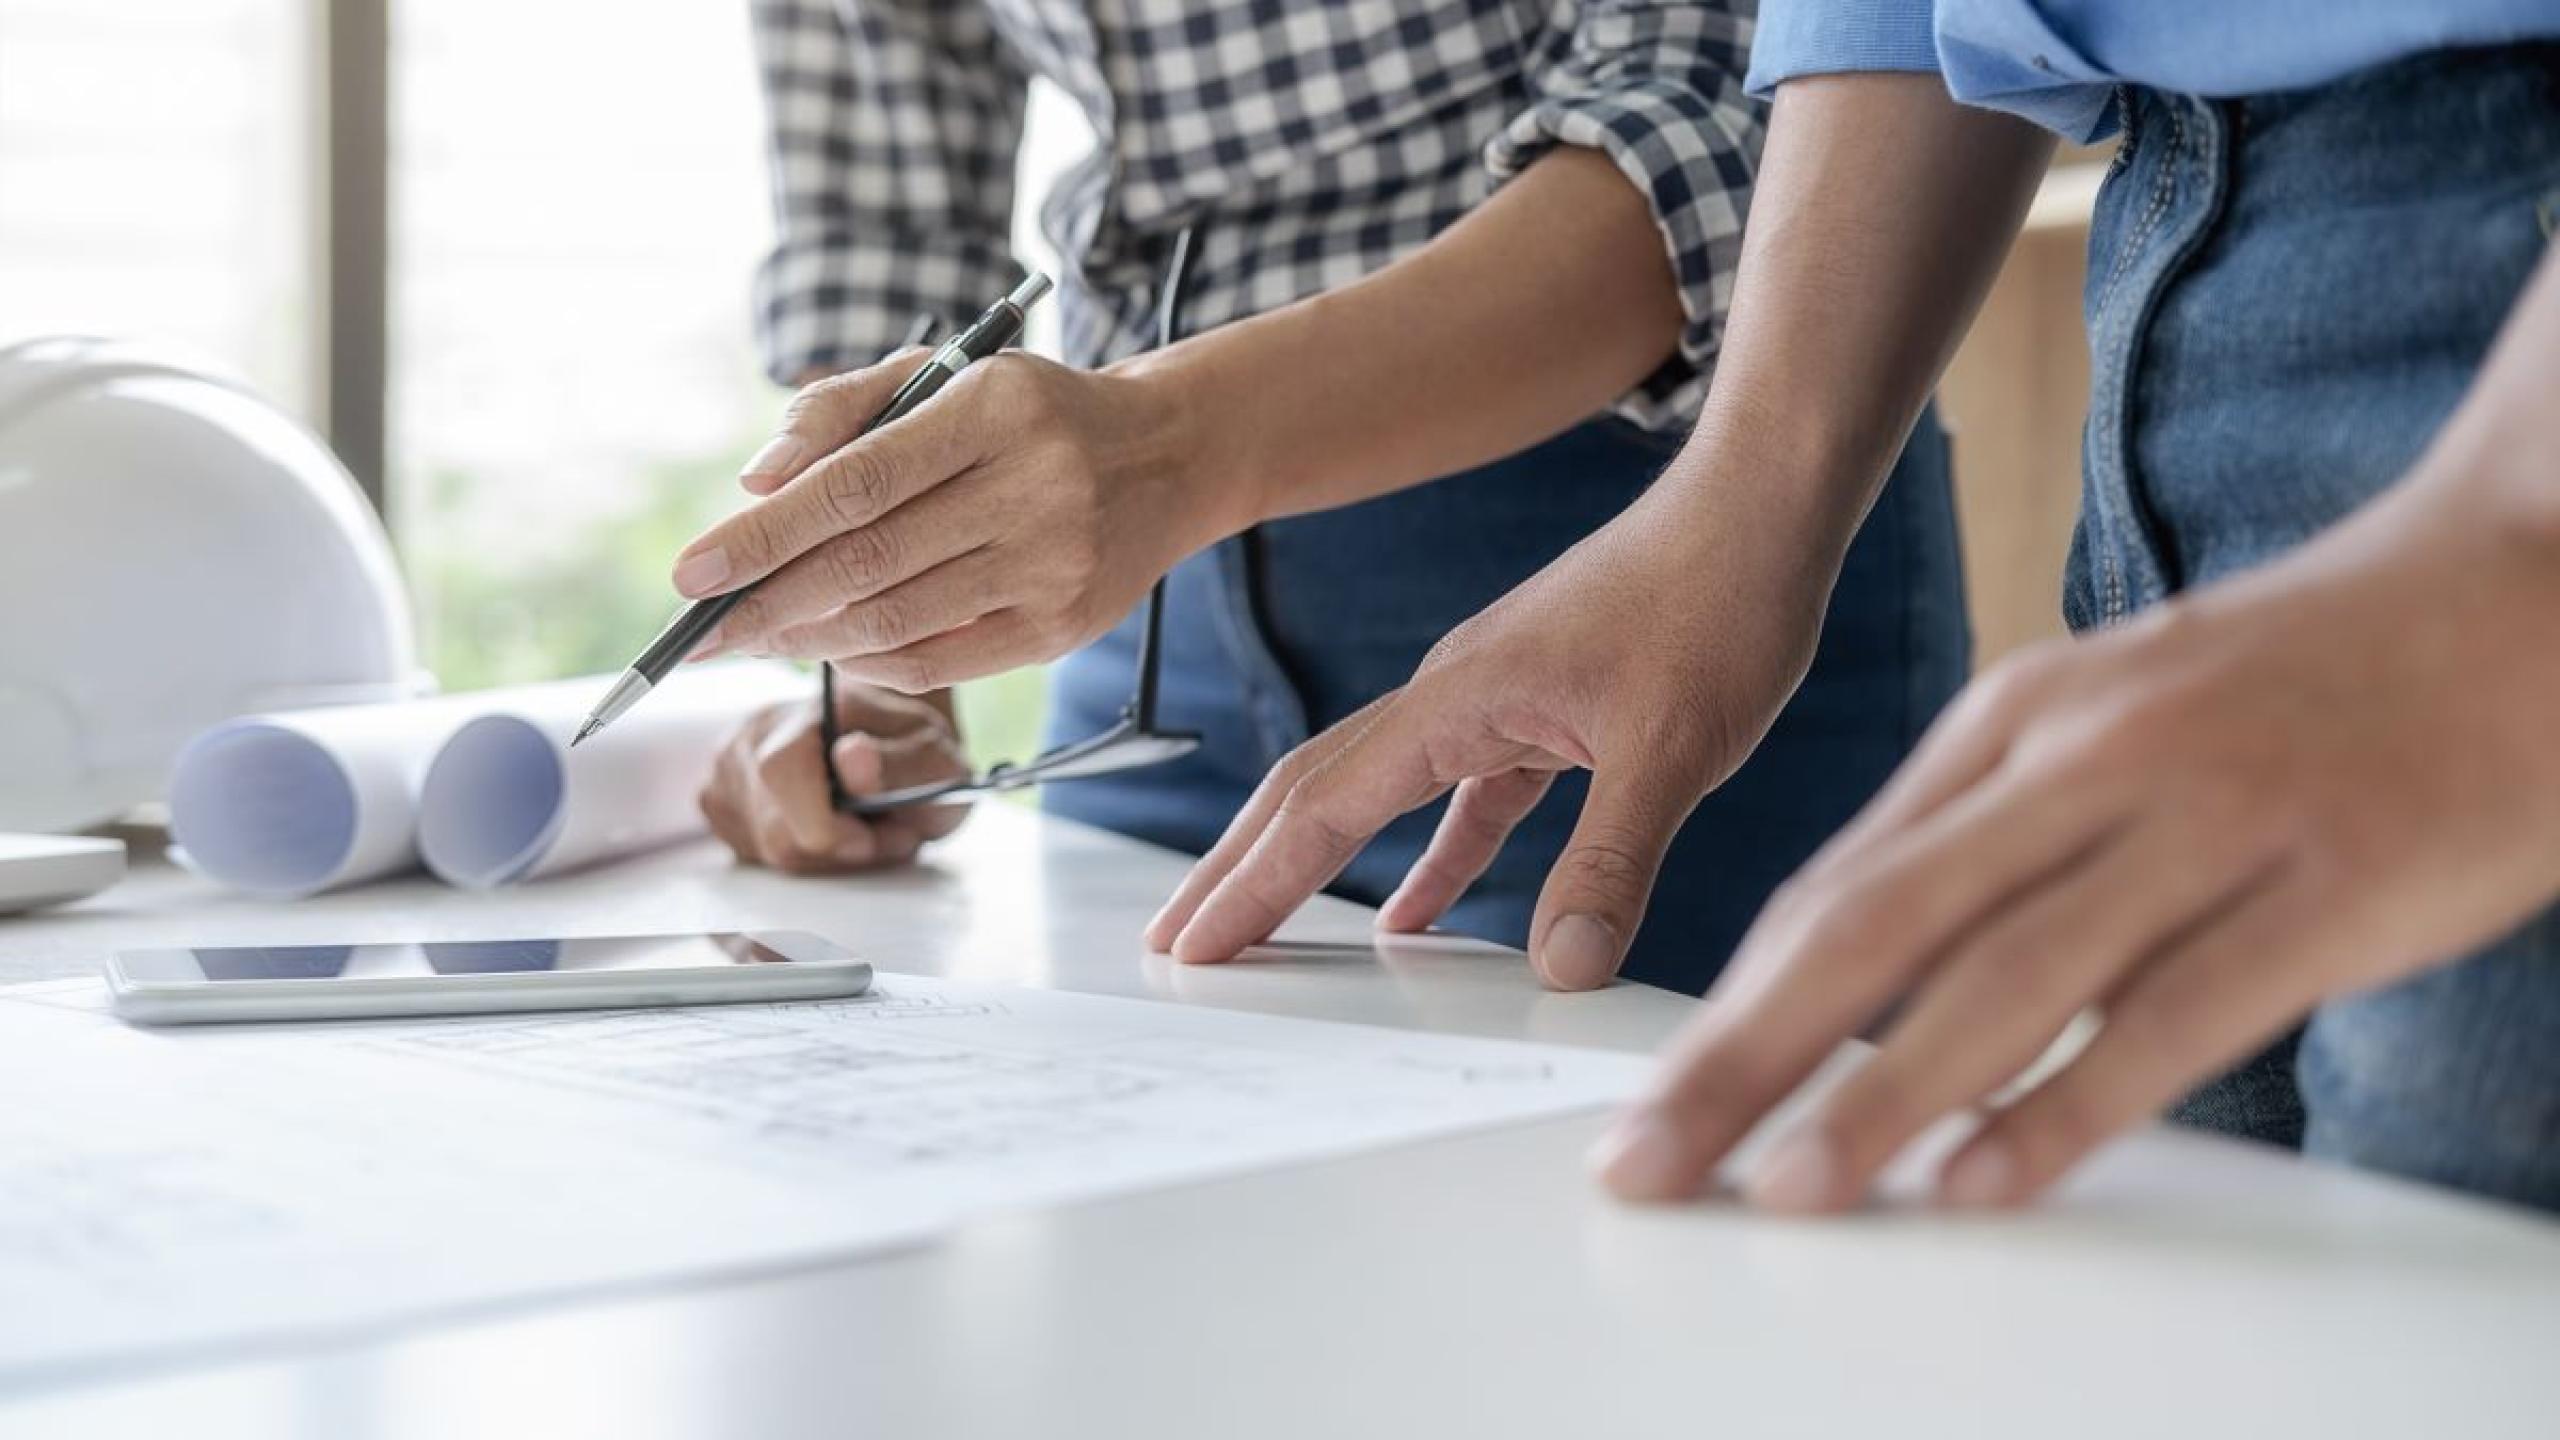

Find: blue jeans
2078;47;2560;1209
1045;414;1970;997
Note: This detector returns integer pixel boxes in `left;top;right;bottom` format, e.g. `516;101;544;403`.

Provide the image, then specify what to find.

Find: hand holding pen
686;229;1207;855
576;274;1054;746
588;256;1247;720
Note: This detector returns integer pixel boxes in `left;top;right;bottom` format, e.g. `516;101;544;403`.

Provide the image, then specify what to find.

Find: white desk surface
3;805;2555;1439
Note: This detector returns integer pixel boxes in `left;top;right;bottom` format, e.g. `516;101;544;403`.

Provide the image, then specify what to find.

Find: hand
1591;481;2560;1214
697;683;971;873
1145;483;1836;989
675;351;1239;693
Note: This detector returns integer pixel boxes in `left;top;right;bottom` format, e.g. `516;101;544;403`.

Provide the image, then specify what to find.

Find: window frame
318;0;390;515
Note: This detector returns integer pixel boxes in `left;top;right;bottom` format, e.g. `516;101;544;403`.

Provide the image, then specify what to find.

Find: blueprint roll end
167;721;364;898
417;714;567;889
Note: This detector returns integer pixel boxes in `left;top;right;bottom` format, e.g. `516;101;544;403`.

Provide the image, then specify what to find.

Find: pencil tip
570;720;600;748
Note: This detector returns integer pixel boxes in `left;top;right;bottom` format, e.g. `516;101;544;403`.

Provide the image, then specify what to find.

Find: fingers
1745;809;2279;1213
710;479;1004;653
674;362;980;600
823;681;950;740
737;349;932;497
1592;758;2127;1204
1142;700;1389;953
1816;648;2057;858
758;549;1006;662
1527;764;1705;992
701;707;785;861
827;610;1045;693
1167;700;1531;965
1375;770;1556;935
695;700;958;875
698;771;754;858
754;704;850;856
1935;872;2320;1209
831;726;973;841
700;718;874;874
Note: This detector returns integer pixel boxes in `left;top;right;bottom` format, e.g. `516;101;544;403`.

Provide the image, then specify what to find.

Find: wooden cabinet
1936;160;2109;668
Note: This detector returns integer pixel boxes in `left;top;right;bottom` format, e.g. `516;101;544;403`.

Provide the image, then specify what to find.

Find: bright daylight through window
0;0;1069;766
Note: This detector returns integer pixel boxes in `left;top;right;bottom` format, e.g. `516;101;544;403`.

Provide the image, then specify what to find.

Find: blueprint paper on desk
0;975;1650;1383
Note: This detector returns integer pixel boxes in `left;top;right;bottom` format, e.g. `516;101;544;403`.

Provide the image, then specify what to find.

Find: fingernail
1538;914;1619;990
1748;1133;1839;1213
1588;1109;1694;1200
742;434;804;483
673;547;729;597
1939;1139;2017;1210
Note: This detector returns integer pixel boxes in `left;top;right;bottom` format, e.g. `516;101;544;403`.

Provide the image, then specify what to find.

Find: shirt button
2032;54;2056;73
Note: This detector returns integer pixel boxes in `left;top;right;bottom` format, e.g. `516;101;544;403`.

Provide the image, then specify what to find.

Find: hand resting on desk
698;682;970;874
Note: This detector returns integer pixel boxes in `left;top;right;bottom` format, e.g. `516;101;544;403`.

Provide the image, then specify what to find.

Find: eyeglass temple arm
1127;228;1194;735
1129;578;1169;731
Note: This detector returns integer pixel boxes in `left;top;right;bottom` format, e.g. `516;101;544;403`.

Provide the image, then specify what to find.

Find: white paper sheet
0;976;1649;1384
166;663;800;896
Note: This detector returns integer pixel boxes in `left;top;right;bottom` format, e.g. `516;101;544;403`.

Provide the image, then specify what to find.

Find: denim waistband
2069;43;2560;629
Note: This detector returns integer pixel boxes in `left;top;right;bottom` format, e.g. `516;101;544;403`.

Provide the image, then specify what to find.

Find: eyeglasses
823;229;1205;816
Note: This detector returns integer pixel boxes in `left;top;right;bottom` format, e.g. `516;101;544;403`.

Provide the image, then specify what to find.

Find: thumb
1529;767;1699;991
831;726;968;792
832;729;972;838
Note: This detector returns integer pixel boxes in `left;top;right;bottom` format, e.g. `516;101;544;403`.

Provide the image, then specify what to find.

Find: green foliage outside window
407;445;1048;773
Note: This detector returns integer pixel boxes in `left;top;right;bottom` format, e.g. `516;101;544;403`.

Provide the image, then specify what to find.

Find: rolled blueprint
416;664;799;889
168;663;799;897
169;691;480;897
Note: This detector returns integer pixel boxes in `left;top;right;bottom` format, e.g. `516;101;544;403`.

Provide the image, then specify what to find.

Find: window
391;4;1084;764
386;1;781;695
3;1;1095;770
0;0;315;417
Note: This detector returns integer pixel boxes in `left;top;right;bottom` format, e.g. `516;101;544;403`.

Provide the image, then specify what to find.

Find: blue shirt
1748;0;2560;140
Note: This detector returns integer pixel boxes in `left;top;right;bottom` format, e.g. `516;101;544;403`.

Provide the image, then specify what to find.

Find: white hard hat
0;337;424;832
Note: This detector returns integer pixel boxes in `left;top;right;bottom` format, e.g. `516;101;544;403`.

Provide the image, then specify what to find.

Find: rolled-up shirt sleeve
1745;0;1945;97
749;0;1027;383
1484;0;1765;430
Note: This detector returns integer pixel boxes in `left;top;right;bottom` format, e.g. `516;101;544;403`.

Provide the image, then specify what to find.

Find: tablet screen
118;933;808;983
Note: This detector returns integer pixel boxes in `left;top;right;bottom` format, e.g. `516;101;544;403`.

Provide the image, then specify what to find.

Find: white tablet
106;930;873;1025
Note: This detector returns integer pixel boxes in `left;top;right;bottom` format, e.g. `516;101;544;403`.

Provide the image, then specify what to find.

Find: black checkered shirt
750;0;1761;430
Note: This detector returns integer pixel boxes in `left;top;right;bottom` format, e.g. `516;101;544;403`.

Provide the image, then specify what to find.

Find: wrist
2403;249;2560;566
2389;402;2560;586
1614;459;1844;698
2469;441;2560;570
1102;344;1275;548
1655;394;1890;598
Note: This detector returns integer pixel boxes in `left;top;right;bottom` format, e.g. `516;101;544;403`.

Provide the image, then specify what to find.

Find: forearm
1111;147;1685;531
1656;75;2053;582
2398;242;2560;550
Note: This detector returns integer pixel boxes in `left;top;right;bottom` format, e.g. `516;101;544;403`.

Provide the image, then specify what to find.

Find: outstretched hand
1146;486;1835;989
1591;478;2560;1213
